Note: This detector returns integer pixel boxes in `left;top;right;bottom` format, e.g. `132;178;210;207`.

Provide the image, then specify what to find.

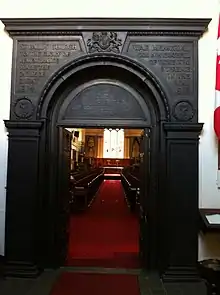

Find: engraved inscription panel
64;83;146;120
16;39;84;94
126;42;193;97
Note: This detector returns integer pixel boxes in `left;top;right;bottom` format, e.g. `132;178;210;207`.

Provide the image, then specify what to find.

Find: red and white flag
214;15;220;140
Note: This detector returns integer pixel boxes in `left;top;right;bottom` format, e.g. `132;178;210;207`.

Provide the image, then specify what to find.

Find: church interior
65;128;143;269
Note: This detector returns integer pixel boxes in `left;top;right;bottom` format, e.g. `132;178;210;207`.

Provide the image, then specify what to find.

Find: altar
103;166;124;177
93;158;131;168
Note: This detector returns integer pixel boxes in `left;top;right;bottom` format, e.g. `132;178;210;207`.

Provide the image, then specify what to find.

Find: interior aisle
66;179;139;268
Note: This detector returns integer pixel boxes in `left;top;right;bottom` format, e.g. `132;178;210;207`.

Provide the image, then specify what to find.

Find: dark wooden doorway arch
41;57;164;272
1;19;210;293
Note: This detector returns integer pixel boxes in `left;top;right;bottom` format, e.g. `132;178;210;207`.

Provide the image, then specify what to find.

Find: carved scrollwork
173;100;195;121
14;97;34;119
87;32;122;53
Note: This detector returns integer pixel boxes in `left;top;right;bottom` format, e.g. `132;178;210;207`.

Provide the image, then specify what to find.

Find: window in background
103;128;124;158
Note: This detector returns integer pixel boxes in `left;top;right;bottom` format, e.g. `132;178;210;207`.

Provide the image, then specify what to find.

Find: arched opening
37;54;168;272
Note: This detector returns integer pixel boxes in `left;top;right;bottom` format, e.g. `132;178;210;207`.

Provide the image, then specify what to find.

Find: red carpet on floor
50;272;140;295
66;179;139;268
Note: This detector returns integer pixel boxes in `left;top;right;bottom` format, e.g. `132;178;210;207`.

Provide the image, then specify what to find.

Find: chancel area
65;128;143;268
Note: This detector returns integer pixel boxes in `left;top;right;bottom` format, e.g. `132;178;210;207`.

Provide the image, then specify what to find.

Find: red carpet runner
50;272;140;295
66;180;139;268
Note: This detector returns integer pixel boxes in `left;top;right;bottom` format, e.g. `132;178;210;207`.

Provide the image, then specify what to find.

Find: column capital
163;122;203;133
4;120;44;130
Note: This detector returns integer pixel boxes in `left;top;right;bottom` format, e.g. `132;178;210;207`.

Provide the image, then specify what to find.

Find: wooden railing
93;158;131;167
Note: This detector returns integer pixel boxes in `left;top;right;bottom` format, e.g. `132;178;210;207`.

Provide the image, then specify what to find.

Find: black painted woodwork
1;18;210;292
4;120;43;277
139;129;151;268
57;128;72;264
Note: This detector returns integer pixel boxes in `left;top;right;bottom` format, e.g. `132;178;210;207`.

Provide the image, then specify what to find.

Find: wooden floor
0;267;206;295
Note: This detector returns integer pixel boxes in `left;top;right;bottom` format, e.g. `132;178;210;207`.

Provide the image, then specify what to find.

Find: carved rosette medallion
173;101;195;121
14;97;34;119
87;32;122;53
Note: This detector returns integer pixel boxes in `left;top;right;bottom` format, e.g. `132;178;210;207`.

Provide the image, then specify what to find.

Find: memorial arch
33;52;166;269
1;18;210;292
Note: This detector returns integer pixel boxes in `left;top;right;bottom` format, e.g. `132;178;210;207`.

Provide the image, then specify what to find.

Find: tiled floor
0;267;164;295
0;267;207;295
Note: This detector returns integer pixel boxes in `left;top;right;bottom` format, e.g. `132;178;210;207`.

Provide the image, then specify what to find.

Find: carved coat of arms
87;32;122;53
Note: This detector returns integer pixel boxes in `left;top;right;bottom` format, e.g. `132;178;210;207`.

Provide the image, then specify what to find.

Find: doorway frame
1;19;210;288
54;124;157;270
42;54;164;271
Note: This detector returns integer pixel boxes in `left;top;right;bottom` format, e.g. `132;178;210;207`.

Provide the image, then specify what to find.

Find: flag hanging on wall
214;15;220;140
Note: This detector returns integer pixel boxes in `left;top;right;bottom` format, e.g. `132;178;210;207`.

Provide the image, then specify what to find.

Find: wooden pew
71;169;104;211
121;166;140;212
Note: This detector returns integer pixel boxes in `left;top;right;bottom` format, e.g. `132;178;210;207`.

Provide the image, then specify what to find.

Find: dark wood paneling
4;120;42;277
162;123;203;282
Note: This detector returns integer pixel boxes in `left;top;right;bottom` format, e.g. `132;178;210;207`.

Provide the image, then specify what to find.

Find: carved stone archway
1;18;210;293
